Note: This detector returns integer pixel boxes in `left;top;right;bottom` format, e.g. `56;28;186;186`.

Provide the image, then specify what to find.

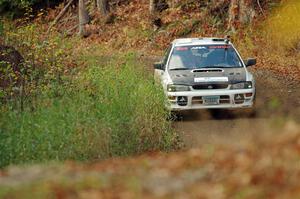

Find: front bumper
166;88;255;111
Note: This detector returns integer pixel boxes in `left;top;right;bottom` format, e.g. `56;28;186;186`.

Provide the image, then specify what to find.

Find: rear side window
168;45;242;70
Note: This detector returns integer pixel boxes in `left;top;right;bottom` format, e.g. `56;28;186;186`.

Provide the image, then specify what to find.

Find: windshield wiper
201;65;241;68
170;68;192;71
202;65;228;68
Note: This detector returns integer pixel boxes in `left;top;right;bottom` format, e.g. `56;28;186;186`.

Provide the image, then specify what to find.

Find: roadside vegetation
264;0;300;52
0;0;300;197
262;0;300;75
235;0;300;79
0;20;178;168
0;0;299;169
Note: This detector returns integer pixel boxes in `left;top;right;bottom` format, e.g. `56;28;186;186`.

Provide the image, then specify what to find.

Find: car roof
172;38;232;46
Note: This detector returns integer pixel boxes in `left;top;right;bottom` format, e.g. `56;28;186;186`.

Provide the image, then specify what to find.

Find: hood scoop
169;67;247;85
192;69;223;73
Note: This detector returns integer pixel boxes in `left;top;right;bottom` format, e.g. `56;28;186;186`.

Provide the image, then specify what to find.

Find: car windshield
168;45;243;70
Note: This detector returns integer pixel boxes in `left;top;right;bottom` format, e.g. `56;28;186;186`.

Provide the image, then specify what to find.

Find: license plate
203;96;220;105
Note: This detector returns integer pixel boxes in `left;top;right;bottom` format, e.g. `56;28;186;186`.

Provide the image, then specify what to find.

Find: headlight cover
167;84;191;92
231;81;253;89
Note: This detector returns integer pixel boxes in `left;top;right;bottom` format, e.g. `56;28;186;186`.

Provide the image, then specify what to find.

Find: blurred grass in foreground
0;121;299;199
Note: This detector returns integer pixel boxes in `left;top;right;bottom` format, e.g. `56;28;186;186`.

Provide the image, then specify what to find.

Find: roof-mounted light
225;35;230;44
212;38;225;42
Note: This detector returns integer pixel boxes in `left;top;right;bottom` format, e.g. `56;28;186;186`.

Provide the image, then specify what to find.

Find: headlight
167;84;190;92
231;81;253;89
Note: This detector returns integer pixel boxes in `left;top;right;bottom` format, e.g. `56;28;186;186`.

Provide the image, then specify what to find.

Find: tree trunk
239;0;256;25
149;0;156;14
97;0;109;15
149;0;162;30
228;0;256;32
228;0;239;32
78;0;90;37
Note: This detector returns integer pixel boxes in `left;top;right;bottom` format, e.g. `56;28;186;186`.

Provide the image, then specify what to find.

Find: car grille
192;84;228;90
192;95;230;105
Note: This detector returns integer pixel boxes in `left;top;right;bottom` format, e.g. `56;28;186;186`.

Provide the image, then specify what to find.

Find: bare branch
46;0;75;34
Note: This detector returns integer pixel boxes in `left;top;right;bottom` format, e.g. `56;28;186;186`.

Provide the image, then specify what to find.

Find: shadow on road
173;108;259;122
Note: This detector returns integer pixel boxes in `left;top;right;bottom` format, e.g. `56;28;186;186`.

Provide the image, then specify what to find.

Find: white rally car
154;37;256;111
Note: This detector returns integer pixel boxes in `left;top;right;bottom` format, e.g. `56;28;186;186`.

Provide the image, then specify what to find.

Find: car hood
169;68;247;85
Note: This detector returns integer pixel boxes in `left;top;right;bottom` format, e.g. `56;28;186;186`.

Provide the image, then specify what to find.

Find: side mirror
244;58;257;67
154;62;164;70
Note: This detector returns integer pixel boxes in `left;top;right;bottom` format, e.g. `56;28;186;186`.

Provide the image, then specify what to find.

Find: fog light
245;93;253;97
168;96;176;101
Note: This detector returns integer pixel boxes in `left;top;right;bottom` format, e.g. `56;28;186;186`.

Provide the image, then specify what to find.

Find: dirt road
174;69;300;147
1;59;300;199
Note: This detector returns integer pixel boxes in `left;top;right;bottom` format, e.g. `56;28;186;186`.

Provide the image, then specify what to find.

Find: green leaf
0;20;3;37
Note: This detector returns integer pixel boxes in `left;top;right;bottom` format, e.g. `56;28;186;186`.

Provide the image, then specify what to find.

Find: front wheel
167;111;183;121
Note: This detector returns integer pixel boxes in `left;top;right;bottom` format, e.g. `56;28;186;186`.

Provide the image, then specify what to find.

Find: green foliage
0;0;41;9
0;20;3;37
1;20;75;107
0;21;178;168
0;53;176;168
0;0;33;15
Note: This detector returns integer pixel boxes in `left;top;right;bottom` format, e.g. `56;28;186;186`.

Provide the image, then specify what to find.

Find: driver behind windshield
168;45;242;70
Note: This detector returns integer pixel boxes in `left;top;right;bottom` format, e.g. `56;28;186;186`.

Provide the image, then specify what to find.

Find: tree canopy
0;0;39;10
0;0;62;16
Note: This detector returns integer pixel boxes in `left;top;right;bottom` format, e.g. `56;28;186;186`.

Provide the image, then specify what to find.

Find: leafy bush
1;20;76;107
0;50;177;168
0;15;178;169
0;0;63;17
0;0;37;15
0;20;3;37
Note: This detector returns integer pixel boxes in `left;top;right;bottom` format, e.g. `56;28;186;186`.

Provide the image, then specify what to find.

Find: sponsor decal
175;47;188;51
191;46;207;50
208;45;232;49
194;77;229;83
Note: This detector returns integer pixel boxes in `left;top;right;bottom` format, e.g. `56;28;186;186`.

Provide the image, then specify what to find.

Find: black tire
167;111;183;121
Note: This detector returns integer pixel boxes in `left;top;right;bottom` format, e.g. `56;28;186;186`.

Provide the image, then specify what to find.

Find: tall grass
234;0;300;68
264;0;300;52
0;53;177;168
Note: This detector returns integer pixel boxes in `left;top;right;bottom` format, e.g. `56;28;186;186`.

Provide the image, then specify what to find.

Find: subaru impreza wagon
154;37;256;111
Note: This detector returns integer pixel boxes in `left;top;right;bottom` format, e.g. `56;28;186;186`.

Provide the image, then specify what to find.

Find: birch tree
228;0;256;32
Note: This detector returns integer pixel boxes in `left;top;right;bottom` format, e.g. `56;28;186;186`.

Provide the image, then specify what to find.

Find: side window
162;46;172;69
